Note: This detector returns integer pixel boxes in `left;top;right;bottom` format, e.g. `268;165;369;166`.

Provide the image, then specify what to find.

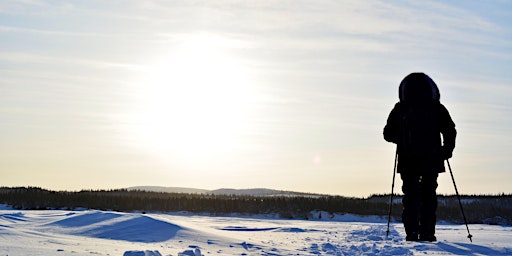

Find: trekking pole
447;159;473;243
386;146;398;238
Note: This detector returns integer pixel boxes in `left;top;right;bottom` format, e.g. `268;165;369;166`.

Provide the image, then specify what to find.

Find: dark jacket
383;73;456;174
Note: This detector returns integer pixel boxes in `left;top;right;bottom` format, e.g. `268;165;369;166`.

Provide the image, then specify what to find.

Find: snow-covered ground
0;206;511;255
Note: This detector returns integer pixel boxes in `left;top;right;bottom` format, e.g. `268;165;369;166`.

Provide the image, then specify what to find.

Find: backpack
398;73;441;156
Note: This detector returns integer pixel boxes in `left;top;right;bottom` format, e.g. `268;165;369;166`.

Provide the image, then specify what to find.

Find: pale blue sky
1;1;511;196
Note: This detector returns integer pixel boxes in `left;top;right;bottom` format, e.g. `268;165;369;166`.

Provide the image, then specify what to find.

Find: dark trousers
400;173;438;238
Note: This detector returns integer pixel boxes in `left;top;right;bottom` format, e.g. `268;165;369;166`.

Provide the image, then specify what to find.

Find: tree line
0;187;510;225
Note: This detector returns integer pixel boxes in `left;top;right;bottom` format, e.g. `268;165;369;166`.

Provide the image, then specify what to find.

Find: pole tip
468;234;473;243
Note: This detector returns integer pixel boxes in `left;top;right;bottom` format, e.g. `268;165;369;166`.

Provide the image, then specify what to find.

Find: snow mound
177;247;202;256
123;250;162;256
46;211;182;242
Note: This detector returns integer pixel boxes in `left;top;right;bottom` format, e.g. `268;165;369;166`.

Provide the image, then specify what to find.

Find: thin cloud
1;0;511;195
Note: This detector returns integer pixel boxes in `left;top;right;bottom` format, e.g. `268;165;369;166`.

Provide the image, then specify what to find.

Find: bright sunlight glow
134;34;256;163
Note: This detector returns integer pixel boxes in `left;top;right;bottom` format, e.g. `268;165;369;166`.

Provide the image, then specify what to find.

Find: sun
133;34;256;163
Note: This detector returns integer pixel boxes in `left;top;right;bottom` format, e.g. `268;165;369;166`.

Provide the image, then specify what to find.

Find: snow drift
0;207;511;255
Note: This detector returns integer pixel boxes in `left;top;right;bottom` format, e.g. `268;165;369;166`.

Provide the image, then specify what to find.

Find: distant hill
209;188;320;197
126;186;323;197
127;186;209;194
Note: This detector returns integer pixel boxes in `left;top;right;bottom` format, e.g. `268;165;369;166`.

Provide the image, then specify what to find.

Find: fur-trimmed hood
399;73;440;103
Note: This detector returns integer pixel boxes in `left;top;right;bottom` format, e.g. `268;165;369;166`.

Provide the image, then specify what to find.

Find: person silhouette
383;73;456;242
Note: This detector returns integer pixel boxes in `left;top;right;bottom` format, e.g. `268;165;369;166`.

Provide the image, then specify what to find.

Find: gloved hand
441;146;453;160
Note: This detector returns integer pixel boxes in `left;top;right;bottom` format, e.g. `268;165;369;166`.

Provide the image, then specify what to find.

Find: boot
419;235;437;242
406;232;419;241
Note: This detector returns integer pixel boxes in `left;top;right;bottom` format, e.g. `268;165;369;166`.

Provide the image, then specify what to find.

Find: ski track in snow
0;209;511;255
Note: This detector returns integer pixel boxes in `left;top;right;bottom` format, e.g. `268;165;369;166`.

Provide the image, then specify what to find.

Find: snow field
0;209;511;255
